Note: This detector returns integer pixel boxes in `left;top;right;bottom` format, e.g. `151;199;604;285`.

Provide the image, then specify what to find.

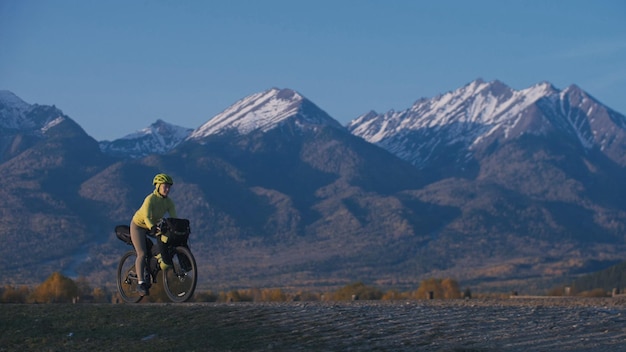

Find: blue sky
1;0;625;141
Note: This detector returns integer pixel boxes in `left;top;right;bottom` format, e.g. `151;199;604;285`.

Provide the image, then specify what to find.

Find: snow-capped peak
348;79;626;168
120;119;192;142
188;88;342;140
0;90;69;133
99;119;193;159
349;79;565;143
349;79;526;144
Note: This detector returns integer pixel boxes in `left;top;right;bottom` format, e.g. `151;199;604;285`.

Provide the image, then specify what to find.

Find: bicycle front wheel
162;246;197;303
116;250;144;303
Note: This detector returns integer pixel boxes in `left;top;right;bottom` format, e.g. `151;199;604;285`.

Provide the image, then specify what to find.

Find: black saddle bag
115;225;132;245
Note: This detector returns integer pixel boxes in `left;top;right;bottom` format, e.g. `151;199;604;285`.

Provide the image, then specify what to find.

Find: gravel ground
207;298;626;351
2;298;626;351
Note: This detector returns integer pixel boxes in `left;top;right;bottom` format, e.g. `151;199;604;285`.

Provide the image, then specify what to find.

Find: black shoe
137;283;150;296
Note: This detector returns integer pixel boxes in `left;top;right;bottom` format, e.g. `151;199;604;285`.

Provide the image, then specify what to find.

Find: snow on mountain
188;88;343;141
349;80;551;143
347;79;626;168
41;116;66;133
0;90;30;116
0;91;33;129
99;87;344;157
0;90;68;133
99;119;192;158
555;84;626;148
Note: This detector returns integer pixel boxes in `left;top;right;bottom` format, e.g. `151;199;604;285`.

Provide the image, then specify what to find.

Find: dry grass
2;298;626;351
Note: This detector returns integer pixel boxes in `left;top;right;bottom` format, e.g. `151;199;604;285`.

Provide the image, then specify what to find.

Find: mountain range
1;79;625;293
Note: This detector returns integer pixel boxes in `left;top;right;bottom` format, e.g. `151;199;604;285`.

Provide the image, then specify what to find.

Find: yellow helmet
153;173;173;185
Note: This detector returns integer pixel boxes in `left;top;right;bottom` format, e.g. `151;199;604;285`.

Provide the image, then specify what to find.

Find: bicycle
115;218;197;303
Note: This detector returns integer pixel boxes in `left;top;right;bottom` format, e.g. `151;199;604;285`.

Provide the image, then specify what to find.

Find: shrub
29;272;79;303
381;290;410;300
260;288;287;302
441;278;462;299
332;282;383;301
218;290;253;302
413;277;462;299
292;290;321;302
578;288;609;298
194;290;219;302
1;285;31;303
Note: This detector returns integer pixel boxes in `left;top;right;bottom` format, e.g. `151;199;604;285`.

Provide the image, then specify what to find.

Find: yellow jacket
132;189;177;230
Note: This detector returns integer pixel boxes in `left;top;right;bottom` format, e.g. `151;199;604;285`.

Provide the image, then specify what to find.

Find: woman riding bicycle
130;173;177;296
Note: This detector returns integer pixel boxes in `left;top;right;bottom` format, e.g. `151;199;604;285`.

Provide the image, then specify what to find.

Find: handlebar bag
160;218;191;247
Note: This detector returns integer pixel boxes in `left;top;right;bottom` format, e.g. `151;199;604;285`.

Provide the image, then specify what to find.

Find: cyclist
130;173;177;296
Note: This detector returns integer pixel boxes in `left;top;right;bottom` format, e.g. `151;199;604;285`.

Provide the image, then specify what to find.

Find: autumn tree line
1;272;472;303
1;272;613;304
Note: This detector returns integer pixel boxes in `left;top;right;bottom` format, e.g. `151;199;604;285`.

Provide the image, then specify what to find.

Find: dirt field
2;298;626;351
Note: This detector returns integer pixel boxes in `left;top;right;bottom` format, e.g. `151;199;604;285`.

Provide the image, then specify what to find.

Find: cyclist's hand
149;226;158;236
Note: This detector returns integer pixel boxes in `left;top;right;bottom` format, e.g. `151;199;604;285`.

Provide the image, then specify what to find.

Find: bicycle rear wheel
162;246;197;303
116;250;144;303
